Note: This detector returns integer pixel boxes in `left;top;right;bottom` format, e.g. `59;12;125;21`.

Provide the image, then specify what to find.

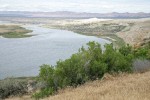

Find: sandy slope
6;71;150;100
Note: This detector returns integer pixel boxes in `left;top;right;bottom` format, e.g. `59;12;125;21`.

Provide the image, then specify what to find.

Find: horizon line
0;10;150;14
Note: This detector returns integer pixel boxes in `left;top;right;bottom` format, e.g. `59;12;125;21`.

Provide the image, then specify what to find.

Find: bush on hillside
33;42;133;99
33;41;149;99
103;44;133;72
133;43;150;59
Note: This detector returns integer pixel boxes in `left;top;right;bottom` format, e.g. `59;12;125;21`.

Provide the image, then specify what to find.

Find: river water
0;24;110;79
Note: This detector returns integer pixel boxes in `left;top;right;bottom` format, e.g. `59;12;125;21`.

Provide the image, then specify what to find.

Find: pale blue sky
0;0;150;13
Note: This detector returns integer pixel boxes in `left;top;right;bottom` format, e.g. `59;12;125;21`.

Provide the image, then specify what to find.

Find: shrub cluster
33;41;145;99
0;78;28;99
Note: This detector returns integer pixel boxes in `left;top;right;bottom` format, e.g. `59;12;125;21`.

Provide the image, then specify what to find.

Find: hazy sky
0;0;150;13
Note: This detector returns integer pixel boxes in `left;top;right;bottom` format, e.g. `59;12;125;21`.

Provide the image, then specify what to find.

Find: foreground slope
6;71;150;100
46;72;150;100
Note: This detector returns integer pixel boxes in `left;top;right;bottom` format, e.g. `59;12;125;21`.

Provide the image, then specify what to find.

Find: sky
0;0;150;13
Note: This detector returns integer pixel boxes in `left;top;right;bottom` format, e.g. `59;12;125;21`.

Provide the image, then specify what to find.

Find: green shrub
89;60;107;79
134;48;148;58
55;54;86;87
147;50;150;59
32;87;54;100
82;42;107;80
103;44;133;73
38;65;56;89
119;44;133;56
34;41;150;99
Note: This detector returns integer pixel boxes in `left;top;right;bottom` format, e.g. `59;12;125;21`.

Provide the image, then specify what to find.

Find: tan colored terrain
6;71;150;100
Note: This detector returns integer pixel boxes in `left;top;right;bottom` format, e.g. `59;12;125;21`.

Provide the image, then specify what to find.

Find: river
0;24;110;79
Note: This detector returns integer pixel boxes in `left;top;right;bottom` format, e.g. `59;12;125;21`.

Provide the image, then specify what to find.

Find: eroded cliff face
116;19;150;47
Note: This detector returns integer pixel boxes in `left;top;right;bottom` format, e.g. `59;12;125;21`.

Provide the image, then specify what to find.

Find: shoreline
43;25;125;48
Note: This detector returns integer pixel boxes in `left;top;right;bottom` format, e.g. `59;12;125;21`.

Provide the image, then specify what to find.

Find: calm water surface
0;24;110;79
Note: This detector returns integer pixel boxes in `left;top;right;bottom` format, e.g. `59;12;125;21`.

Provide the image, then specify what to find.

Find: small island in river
0;25;32;38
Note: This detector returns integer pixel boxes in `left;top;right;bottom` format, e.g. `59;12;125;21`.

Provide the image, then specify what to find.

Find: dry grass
45;72;150;100
6;71;150;100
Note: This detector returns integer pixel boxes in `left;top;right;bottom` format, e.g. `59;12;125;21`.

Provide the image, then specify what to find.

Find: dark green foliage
133;43;150;59
39;65;56;89
89;60;107;79
83;42;107;80
34;41;149;99
119;44;133;56
147;50;150;59
32;87;54;99
103;44;133;73
134;48;149;58
55;54;86;87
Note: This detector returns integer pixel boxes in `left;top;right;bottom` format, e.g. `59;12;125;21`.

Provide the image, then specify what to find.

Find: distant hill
0;11;150;18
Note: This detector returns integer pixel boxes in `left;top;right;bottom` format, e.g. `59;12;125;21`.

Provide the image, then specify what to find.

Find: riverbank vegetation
32;41;150;99
0;25;32;38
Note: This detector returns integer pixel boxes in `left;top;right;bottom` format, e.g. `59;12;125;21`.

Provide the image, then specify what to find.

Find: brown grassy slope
45;72;150;100
6;71;150;100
